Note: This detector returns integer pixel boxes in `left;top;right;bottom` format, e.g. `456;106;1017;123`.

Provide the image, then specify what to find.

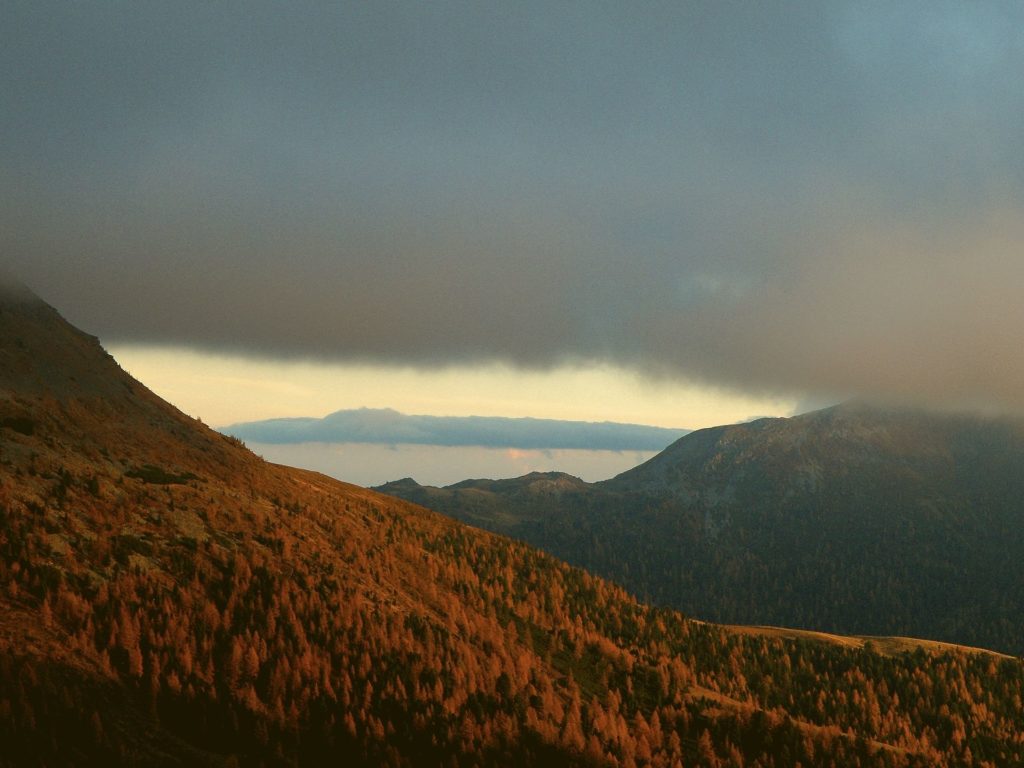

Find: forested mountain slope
379;403;1024;657
3;285;1024;767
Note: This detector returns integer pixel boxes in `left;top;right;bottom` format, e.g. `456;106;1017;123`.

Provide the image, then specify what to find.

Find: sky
104;343;791;429
4;2;1024;481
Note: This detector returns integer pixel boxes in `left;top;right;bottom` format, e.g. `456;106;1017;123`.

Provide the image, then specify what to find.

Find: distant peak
378;477;422;489
521;470;580;481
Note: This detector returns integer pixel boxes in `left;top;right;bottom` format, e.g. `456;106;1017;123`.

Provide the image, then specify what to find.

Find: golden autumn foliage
1;288;1023;767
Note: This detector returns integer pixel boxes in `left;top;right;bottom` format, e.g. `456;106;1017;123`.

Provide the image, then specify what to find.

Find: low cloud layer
5;2;1024;411
223;408;687;451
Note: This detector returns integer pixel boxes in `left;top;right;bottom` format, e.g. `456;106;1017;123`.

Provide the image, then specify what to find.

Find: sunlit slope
2;286;1023;767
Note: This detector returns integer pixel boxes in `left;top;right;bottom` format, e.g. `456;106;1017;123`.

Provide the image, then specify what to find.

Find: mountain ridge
222;407;688;451
4;286;1024;766
378;401;1024;655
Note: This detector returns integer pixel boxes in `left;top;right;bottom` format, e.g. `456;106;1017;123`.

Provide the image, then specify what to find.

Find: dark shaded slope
380;403;1024;655
377;472;594;530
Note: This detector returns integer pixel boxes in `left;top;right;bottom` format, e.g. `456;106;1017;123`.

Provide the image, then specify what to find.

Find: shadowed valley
378;404;1024;657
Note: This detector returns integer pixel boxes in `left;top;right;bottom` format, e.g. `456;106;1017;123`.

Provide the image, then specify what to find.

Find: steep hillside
3;285;1024;767
378;403;1024;656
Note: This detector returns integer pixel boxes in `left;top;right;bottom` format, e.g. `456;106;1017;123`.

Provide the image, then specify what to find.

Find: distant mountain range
378;402;1024;656
222;408;688;451
4;284;1024;766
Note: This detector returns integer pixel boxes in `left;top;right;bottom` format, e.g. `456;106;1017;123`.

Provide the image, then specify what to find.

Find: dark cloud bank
223;408;687;451
4;2;1024;412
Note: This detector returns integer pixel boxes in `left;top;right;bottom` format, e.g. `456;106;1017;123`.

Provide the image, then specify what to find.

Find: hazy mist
250;442;656;488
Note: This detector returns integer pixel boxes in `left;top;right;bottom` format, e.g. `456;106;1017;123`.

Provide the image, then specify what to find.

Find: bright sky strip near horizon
107;343;797;431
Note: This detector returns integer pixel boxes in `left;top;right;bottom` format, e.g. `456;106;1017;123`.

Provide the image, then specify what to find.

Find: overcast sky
5;1;1024;421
